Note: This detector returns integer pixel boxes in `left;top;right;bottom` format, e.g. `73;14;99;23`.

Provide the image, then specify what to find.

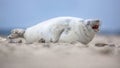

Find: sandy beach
0;34;120;68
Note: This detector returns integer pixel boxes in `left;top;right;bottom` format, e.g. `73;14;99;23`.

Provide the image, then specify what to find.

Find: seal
8;17;100;44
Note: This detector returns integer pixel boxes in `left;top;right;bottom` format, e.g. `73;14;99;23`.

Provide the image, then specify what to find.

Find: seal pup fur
8;17;100;44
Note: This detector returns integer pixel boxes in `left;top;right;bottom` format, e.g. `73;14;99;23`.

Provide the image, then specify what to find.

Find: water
0;28;120;36
0;29;11;36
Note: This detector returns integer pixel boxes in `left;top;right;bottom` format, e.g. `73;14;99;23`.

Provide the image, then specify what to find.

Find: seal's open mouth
92;25;99;29
92;24;99;32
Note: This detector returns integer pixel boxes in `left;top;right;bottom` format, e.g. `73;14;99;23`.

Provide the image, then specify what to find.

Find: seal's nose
95;19;100;23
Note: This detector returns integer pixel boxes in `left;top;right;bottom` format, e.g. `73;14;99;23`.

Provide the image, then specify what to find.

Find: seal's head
85;19;100;32
8;29;25;39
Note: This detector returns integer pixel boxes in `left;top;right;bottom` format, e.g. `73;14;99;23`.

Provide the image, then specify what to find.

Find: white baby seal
8;17;100;44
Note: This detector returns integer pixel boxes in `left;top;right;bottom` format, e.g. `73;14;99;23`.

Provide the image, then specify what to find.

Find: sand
0;34;120;68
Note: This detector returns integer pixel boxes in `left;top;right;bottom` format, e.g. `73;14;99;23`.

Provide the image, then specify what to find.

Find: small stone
95;43;108;47
109;44;115;47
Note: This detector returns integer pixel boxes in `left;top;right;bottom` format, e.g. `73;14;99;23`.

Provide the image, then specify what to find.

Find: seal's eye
92;25;99;29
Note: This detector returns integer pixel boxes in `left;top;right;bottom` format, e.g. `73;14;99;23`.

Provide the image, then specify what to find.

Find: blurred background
0;0;120;35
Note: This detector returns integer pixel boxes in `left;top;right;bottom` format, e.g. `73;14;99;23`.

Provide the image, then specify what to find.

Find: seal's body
8;17;100;44
24;17;82;43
